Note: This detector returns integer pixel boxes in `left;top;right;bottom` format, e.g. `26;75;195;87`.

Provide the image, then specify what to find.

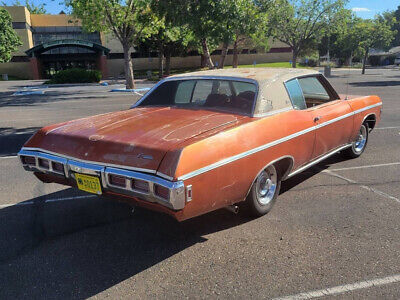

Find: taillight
52;161;64;173
132;179;149;193
109;174;126;188
154;184;170;200
21;156;36;166
38;158;50;169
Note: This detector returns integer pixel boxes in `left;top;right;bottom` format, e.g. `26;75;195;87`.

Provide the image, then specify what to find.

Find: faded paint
24;107;249;172
21;69;382;221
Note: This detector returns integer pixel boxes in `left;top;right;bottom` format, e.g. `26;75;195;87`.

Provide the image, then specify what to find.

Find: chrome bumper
18;149;186;210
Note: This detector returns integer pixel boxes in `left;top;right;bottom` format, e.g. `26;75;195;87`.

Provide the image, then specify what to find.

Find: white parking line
375;126;400;130
0;201;34;208
273;274;400;300
327;162;400;172
44;195;97;203
0;195;97;208
0;155;17;159
324;169;400;204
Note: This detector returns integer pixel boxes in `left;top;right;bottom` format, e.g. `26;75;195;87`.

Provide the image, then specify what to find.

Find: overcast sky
1;0;399;19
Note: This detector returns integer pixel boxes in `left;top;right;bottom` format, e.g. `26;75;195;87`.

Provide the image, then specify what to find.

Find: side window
298;76;331;107
232;81;257;94
214;80;233;96
175;80;196;103
192;80;213;102
285;79;306;110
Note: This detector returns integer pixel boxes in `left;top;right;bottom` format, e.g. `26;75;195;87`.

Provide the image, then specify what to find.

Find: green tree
353;18;395;74
0;7;22;63
2;0;47;14
329;12;362;65
156;0;227;69
269;0;345;68
378;6;400;48
139;24;194;77
66;0;160;89
216;0;267;68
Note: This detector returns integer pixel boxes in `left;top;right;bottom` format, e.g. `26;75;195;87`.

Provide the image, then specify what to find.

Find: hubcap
255;166;277;205
354;125;367;153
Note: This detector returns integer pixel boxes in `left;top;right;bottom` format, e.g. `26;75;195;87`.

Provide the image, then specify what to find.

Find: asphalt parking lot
0;69;399;299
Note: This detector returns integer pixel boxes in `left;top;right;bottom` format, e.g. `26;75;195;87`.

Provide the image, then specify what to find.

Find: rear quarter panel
346;95;382;140
164;110;316;221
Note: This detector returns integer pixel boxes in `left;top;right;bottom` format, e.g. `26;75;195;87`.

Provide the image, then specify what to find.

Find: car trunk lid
25;107;244;172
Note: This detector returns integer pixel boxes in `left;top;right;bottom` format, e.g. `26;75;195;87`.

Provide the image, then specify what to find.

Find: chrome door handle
314;116;321;122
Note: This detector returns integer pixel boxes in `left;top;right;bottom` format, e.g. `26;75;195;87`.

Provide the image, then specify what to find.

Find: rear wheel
243;164;281;217
342;123;369;159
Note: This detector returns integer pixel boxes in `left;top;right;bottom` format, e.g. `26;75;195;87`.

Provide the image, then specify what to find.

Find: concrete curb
110;87;151;93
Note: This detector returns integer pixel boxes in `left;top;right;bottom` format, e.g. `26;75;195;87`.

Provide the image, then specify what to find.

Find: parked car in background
18;68;382;221
394;55;400;65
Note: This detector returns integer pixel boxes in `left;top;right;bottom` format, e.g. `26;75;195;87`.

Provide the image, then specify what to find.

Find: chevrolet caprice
18;68;382;221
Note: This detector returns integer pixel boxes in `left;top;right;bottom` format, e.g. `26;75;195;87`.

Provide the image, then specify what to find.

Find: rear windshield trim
132;76;259;117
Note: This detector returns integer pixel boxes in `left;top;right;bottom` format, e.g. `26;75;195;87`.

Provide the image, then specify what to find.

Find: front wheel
342;123;369;159
243;164;281;217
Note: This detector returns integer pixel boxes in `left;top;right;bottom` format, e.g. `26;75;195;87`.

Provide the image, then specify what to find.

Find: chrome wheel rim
354;125;367;153
255;165;278;205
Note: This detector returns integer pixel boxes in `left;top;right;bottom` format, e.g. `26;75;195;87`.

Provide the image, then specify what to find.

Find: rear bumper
18;148;186;210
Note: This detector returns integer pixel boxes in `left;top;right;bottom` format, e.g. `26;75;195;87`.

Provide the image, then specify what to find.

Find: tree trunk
123;44;135;89
232;38;239;68
158;45;164;79
201;38;214;69
165;51;171;76
292;50;298;68
218;41;229;69
346;53;353;66
362;48;369;75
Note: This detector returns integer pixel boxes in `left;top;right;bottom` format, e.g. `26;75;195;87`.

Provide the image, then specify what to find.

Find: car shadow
0;90;111;108
0;188;254;299
0;153;348;299
0;127;40;156
350;80;400;87
281;153;347;193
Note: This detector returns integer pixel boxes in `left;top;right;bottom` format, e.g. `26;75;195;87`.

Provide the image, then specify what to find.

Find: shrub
47;68;102;84
300;54;319;67
320;61;336;67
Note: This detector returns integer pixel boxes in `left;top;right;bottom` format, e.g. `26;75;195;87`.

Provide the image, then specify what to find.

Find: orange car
18;68;382;221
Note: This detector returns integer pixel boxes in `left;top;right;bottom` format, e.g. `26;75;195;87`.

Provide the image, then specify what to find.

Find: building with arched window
0;6;293;80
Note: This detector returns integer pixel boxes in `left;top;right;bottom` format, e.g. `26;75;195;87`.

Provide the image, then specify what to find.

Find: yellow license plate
75;173;102;195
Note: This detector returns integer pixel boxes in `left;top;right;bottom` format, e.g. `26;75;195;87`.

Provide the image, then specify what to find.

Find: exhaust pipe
224;205;239;214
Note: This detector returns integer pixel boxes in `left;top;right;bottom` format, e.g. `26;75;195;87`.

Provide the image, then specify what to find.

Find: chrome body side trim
314;111;354;129
353;102;382;114
19;102;382;209
177;102;382;181
178;125;315;181
286;144;352;178
18;149;186;210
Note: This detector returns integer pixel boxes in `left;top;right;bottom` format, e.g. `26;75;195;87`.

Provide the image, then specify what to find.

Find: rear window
139;79;257;115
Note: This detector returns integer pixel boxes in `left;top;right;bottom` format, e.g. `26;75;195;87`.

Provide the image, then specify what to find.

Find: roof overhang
25;39;110;56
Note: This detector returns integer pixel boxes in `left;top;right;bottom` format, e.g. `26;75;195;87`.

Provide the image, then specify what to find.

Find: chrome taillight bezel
18;148;187;210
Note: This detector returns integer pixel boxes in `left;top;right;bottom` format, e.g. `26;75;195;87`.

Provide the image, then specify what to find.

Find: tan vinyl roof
170;68;319;116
